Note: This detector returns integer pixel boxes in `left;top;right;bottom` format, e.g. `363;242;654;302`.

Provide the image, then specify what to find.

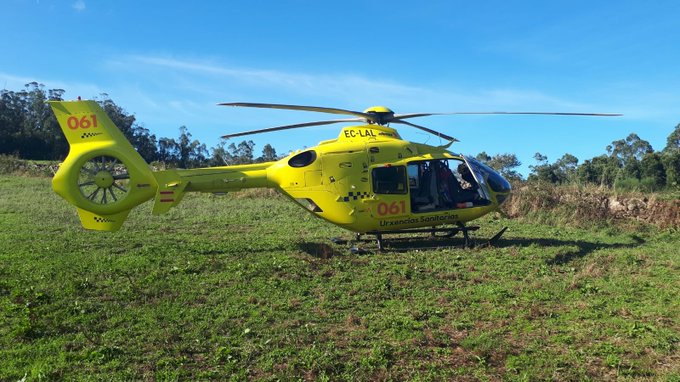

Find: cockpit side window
288;150;317;168
372;166;407;194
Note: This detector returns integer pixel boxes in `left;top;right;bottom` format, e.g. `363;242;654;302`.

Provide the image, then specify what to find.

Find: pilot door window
372;166;408;194
407;159;489;213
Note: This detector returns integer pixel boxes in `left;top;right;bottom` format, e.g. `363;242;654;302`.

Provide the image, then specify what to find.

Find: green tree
662;150;680;188
98;95;159;162
209;139;229;166
606;133;653;165
157;137;179;165
475;151;492;163
156;126;208;168
621;157;641;180
555;153;579;183
576;153;621;187
225;140;255;164
664;123;680;153
0;89;28;156
0;83;67;159
639;152;666;190
258;143;278;162
576;159;597;184
175;126;207;168
529;153;561;183
475;152;522;181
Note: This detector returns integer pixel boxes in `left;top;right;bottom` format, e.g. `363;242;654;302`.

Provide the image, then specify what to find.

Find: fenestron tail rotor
77;155;130;205
219;102;621;141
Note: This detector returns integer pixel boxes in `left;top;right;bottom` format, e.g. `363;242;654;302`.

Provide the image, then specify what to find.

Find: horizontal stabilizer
152;170;188;215
76;208;130;232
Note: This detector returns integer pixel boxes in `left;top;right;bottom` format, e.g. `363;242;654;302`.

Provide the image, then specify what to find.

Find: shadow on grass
349;232;645;265
498;236;645;265
298;242;343;259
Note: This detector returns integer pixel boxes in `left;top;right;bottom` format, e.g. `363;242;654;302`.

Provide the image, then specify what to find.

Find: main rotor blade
394;113;448;120
219;102;375;121
395;111;622;119
392;119;458;142
221;118;365;139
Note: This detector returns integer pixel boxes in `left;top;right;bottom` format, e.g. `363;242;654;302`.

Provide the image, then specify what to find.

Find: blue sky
2;0;679;175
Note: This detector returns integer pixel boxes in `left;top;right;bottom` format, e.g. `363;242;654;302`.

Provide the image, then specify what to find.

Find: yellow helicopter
48;100;618;249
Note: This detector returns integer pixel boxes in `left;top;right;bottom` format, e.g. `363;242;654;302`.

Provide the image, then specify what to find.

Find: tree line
2;83;679;191
0;83;277;167
476;127;680;191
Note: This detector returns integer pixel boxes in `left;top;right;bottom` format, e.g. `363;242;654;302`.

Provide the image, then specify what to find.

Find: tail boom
151;163;273;214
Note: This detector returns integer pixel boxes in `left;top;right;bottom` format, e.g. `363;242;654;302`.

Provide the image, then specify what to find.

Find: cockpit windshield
464;156;512;193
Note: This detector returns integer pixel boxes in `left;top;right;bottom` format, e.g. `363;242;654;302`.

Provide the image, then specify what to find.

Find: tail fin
49;100;158;231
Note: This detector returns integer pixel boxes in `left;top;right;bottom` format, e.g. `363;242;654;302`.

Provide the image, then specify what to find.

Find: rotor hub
94;171;114;188
363;106;395;125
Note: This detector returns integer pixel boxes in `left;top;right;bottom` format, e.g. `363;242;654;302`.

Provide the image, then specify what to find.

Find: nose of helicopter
464;156;512;205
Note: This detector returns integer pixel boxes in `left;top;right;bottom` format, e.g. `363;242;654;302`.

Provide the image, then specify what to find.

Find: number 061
377;201;406;216
67;115;98;130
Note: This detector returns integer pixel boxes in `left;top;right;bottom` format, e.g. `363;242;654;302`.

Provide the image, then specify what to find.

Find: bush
614;177;665;193
503;182;679;229
614;177;642;192
0;154;24;174
0;154;58;177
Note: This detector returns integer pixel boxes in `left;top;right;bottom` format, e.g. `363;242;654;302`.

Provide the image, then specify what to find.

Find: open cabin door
407;158;491;213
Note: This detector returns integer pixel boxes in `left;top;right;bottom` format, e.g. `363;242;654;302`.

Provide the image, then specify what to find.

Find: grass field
1;175;678;381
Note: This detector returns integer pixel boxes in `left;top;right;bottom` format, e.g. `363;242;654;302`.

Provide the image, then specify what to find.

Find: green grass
1;175;678;381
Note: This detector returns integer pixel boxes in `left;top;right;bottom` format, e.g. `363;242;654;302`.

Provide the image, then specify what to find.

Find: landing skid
366;224;477;251
351;222;492;252
331;224;508;253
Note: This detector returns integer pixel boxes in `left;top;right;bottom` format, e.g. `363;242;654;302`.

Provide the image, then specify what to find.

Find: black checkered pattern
94;216;115;223
342;191;372;202
81;132;103;139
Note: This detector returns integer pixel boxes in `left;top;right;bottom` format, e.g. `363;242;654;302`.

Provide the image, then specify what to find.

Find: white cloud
0;72;37;89
72;0;85;12
0;72;104;100
105;54;596;116
120;55;423;101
